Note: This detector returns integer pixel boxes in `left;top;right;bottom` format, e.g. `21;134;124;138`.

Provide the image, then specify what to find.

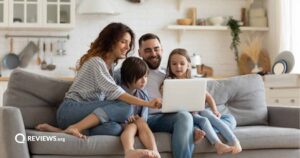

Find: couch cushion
27;126;300;155
3;69;72;128
207;74;268;126
26;130;171;155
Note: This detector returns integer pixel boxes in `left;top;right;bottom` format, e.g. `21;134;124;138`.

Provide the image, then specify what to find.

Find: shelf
167;25;269;31
167;25;269;42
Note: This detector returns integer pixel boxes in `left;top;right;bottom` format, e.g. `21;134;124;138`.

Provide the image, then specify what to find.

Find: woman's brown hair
78;22;135;69
166;48;192;79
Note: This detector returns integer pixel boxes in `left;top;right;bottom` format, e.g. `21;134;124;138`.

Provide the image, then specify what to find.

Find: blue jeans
148;111;194;158
56;99;131;136
193;110;238;145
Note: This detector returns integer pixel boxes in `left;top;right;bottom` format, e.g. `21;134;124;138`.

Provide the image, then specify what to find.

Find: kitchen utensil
36;40;41;65
18;41;38;68
56;40;66;55
41;42;48;70
47;42;56;71
2;38;20;69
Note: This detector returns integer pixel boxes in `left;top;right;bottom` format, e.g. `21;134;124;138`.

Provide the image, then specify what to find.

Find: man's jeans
56;99;131;136
148;111;194;158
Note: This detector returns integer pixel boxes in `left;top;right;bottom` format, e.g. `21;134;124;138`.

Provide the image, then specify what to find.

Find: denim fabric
194;109;238;145
148;111;194;158
88;122;123;136
56;99;132;130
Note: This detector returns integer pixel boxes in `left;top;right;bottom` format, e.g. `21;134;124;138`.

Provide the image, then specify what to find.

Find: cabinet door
9;0;41;27
44;0;75;28
0;0;8;27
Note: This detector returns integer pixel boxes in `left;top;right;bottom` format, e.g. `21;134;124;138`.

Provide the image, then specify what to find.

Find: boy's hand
127;115;140;123
149;98;162;109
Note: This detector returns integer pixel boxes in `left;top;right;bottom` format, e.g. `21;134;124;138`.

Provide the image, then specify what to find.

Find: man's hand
149;98;162;109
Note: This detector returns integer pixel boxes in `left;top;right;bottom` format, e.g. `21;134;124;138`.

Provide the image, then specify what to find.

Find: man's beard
144;56;161;70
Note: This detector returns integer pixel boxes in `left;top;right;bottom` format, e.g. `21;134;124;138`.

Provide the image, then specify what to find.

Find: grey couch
0;69;299;158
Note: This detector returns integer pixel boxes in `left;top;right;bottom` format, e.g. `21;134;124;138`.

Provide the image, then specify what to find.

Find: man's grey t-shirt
145;67;165;114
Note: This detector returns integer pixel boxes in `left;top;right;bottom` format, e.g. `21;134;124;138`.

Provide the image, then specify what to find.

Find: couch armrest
0;107;30;158
268;106;300;129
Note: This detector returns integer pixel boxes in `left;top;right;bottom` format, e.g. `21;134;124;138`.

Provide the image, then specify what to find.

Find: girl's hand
149;98;162;109
213;110;221;118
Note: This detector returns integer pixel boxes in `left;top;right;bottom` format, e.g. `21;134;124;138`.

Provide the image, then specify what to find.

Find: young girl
163;48;242;155
36;57;160;158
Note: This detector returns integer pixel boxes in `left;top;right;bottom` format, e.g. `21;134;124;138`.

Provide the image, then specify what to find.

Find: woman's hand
213;110;221;118
149;98;162;109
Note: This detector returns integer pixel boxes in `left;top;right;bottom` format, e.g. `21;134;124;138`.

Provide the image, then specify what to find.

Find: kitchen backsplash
0;0;276;78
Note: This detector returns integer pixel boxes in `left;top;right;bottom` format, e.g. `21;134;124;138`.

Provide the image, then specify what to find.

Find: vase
251;64;262;73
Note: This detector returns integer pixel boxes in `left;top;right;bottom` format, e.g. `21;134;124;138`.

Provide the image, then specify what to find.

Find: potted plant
227;18;241;64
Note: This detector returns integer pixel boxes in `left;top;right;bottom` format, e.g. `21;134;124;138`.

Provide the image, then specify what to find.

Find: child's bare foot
35;123;63;132
124;149;153;158
194;128;206;144
215;142;233;155
64;125;87;139
232;141;242;154
149;150;161;158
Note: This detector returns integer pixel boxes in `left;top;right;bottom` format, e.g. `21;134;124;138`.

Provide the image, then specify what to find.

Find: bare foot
124;149;153;158
148;150;161;158
64;125;87;139
232;141;242;154
215;142;233;155
35;123;63;132
194;128;206;144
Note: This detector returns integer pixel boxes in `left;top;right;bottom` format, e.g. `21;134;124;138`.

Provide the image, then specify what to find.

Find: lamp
78;0;119;15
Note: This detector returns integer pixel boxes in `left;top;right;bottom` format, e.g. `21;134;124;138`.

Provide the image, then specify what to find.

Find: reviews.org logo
15;133;65;144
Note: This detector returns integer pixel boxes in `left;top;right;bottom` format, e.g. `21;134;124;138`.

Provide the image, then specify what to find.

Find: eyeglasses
144;47;161;53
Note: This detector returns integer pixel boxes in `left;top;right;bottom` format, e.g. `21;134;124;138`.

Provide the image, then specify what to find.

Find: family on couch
35;22;242;158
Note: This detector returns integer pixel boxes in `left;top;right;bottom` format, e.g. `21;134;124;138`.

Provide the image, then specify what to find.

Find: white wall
0;0;275;77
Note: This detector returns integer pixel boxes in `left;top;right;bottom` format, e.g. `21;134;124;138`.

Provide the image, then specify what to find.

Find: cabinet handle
275;99;279;103
290;99;295;103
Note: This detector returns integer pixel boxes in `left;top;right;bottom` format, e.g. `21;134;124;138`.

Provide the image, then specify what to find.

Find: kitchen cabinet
264;74;300;107
1;0;75;29
0;0;8;27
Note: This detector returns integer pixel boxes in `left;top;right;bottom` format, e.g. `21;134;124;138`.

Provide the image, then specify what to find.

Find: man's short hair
138;33;161;47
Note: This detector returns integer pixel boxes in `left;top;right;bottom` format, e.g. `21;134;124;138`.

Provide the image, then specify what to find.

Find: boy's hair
166;48;192;79
121;57;149;86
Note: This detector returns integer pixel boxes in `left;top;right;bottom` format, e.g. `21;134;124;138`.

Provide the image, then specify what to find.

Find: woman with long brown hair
56;23;161;138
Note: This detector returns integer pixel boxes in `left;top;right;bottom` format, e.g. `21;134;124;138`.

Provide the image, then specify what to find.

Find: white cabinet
264;74;300;107
0;0;8;27
43;0;75;29
8;0;41;27
1;0;75;29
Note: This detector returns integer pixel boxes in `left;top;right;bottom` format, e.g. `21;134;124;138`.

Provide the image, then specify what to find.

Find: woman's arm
118;93;161;109
205;91;221;117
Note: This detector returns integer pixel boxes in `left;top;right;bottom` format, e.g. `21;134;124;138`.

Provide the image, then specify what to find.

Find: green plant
227;18;241;64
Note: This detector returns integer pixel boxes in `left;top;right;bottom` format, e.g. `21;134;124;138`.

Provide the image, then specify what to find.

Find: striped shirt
65;57;125;102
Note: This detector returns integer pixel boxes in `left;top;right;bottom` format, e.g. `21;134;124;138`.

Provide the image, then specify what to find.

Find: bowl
177;18;192;25
208;16;224;26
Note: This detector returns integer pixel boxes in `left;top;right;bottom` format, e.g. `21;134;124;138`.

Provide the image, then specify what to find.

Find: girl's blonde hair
165;48;192;79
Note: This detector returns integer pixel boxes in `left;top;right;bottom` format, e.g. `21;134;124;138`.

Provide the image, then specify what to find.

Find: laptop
161;79;207;113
